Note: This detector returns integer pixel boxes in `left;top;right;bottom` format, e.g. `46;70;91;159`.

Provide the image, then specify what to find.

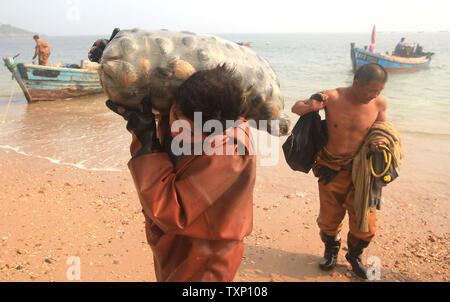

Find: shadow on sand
240;244;418;282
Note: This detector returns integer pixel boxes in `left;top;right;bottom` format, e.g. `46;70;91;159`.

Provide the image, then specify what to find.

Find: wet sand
0;131;448;282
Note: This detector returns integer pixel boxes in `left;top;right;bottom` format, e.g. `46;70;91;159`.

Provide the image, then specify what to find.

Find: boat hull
350;43;432;73
3;58;103;102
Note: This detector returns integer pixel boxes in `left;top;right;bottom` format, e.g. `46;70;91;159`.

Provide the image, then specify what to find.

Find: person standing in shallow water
32;35;50;66
291;63;389;279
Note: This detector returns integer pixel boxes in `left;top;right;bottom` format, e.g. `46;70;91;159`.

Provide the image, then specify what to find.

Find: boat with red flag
350;25;434;73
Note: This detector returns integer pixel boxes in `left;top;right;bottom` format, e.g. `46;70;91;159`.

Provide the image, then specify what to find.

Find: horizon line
4;30;448;38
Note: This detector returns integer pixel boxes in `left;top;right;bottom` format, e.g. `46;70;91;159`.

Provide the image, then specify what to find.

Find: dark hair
33;35;39;39
401;37;405;42
175;64;243;130
354;63;388;85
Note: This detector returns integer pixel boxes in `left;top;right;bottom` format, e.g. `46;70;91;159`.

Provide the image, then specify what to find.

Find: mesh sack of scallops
97;29;290;135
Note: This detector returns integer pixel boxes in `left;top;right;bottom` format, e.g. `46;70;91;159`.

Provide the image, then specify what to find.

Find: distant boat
237;41;251;47
3;56;103;102
350;43;434;73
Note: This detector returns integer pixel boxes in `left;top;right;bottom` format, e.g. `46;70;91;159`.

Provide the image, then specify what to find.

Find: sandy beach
0;130;448;282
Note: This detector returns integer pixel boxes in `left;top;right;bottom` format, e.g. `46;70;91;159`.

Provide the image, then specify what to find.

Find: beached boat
350;43;434;73
2;56;103;102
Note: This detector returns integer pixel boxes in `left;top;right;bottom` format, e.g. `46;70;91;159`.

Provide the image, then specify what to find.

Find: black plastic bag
282;95;328;173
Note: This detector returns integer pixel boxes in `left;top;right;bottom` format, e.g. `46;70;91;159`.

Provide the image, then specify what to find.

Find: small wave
397;129;450;137
0;145;123;172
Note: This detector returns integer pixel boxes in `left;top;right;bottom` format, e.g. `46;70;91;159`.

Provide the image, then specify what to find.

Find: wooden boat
2;56;103;102
350;43;434;73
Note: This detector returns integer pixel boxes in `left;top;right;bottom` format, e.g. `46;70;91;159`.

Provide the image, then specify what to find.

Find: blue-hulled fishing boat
350;43;434;73
3;56;103;102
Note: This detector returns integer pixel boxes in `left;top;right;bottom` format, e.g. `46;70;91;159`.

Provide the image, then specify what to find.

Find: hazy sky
1;0;449;36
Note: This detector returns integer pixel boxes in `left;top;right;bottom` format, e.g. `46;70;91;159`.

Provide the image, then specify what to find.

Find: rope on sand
0;81;16;130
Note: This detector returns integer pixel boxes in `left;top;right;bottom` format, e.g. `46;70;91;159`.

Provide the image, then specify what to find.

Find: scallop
98;29;290;135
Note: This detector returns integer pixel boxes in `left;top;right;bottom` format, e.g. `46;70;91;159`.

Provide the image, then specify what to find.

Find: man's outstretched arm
291;92;328;116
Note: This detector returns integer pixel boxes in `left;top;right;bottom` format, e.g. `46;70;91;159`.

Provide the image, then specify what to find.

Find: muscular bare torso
323;87;386;155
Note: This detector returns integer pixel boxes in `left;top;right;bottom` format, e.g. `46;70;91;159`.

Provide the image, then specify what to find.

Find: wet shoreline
0;131;448;282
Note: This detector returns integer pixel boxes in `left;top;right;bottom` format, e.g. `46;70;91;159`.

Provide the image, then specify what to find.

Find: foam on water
0;144;123;172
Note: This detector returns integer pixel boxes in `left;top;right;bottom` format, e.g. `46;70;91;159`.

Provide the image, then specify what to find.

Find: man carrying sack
105;65;256;282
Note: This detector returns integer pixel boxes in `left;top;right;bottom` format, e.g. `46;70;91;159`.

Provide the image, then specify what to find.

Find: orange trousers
38;53;49;66
317;168;377;242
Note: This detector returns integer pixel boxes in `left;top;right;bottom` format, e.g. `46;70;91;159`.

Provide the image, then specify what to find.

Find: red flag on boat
369;25;376;52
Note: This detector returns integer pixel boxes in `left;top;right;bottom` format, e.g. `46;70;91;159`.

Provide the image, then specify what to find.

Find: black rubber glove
106;98;164;158
317;166;340;186
88;28;120;63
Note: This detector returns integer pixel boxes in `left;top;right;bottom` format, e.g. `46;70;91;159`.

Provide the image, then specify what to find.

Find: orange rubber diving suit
312;147;377;278
313;147;377;243
34;39;50;66
127;120;256;282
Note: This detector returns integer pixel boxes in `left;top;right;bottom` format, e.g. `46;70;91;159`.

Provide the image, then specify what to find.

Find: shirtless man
291;63;388;279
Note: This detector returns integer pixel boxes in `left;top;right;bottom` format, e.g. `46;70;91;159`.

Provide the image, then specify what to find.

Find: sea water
0;32;449;171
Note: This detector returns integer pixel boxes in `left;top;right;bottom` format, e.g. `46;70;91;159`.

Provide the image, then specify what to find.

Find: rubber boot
318;231;341;271
345;234;370;279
